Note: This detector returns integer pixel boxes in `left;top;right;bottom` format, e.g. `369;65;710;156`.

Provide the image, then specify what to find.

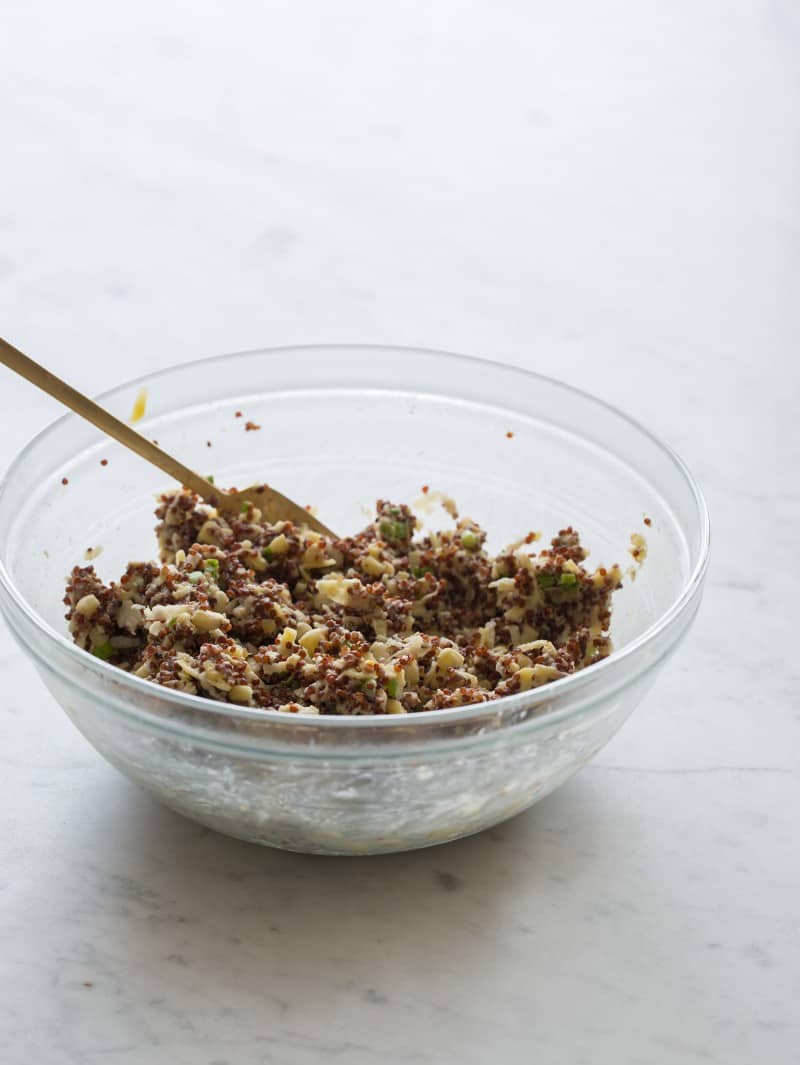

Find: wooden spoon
0;337;337;537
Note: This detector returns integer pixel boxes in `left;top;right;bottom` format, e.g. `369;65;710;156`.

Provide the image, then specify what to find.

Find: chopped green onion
262;547;273;562
206;474;215;484
167;616;179;628
203;558;220;580
538;571;579;592
386;677;400;698
241;501;250;514
379;519;408;541
92;640;115;660
411;566;431;578
460;530;479;551
188;571;203;584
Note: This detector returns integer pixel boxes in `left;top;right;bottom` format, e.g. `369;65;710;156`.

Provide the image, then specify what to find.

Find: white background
1;3;798;1063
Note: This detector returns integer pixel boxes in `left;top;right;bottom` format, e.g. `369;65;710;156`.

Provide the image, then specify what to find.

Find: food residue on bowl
64;491;623;716
629;531;648;565
129;388;148;423
626;531;649;582
412;489;459;521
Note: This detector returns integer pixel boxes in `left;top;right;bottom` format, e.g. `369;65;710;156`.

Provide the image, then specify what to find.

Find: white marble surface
1;2;798;1062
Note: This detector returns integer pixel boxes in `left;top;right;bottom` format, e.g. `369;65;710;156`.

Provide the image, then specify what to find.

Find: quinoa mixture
64;492;623;715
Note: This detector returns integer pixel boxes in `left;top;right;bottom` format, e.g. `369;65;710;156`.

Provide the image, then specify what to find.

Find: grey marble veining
1;2;798;1062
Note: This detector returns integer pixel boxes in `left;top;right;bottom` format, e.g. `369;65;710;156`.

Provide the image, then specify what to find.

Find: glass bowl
0;346;709;854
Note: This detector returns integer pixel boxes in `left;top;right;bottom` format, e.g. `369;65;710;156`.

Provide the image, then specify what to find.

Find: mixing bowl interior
0;346;704;708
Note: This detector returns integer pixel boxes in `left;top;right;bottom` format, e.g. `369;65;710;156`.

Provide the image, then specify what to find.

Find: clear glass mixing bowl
0;346;709;854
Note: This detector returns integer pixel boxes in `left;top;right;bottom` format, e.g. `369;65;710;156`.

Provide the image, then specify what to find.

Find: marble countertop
1;3;797;1062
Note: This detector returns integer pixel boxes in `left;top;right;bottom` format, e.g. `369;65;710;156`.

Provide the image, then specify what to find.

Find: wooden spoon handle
0;336;214;501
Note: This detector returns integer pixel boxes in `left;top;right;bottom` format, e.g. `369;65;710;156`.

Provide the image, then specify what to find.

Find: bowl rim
0;343;710;731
